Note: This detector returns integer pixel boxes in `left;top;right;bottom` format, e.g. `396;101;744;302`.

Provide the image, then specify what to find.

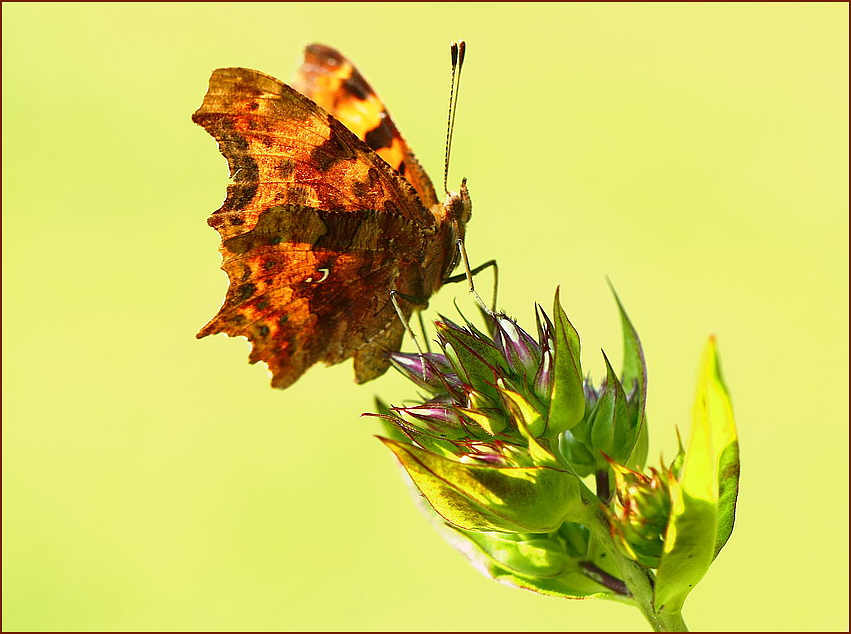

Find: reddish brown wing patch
193;67;436;388
293;44;440;210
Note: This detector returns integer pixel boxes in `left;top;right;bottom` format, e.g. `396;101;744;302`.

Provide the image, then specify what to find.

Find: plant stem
579;561;629;596
595;468;612;502
577;484;688;632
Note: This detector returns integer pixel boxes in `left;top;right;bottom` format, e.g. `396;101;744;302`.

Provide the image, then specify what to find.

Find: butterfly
192;43;475;389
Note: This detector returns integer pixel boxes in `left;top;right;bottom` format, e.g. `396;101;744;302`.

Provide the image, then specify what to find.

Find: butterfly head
444;177;472;227
439;177;472;279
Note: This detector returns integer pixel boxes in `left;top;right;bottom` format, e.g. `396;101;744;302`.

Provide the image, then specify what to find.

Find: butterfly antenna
443;40;466;194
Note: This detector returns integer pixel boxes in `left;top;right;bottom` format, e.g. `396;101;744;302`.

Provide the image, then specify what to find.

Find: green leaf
715;441;740;557
385;444;623;602
378;437;581;533
449;529;572;578
697;338;740;557
547;287;584;436
653;337;740;613
444;526;626;601
653;487;716;614
608;282;648;469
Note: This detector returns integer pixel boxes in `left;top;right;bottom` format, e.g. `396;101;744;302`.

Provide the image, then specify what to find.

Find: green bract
654;338;740;614
374;288;740;632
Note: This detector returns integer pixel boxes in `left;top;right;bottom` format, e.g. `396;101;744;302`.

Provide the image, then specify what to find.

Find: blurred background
3;3;847;631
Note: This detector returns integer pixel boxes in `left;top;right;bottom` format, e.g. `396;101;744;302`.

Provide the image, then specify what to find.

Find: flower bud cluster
376;303;586;534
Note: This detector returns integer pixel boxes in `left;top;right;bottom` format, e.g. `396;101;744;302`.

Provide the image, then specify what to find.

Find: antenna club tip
450;40;467;64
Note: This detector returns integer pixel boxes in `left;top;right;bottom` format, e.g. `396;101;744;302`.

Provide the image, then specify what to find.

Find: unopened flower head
607;459;675;568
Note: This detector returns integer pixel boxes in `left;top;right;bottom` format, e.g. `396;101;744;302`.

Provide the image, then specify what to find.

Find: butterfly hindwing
192;66;436;388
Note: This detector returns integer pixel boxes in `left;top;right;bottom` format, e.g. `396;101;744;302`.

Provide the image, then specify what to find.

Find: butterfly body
193;45;471;389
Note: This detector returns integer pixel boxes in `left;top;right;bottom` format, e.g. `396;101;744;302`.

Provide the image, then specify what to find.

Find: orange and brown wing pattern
192;67;433;388
293;44;440;210
192;67;434;240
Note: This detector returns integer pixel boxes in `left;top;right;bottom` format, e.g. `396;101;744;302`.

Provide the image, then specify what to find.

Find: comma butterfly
193;43;475;389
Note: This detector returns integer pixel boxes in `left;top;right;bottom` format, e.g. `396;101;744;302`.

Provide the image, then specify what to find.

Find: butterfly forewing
293;44;440;210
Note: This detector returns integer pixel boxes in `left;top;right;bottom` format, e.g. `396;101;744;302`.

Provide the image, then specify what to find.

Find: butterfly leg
416;310;433;354
443;239;499;314
390;290;431;379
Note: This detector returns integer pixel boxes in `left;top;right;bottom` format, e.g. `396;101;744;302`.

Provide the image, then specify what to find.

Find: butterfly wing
193;67;435;388
293;43;440;210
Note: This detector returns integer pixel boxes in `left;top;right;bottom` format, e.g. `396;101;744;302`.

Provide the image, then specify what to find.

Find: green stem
577;484;688;632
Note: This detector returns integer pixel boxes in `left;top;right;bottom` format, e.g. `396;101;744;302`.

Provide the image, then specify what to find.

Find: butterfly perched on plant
193;42;485;389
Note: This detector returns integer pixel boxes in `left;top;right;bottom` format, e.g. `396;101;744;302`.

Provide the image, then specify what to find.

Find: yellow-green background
3;2;847;631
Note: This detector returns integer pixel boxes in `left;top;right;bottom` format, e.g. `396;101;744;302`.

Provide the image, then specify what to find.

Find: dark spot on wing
306;43;345;66
229;154;258;182
203;125;259;212
224;205;329;254
352;179;368;197
309;123;356;172
364;116;394;151
367;167;381;187
221;183;258;211
343;69;371;101
235;283;256;302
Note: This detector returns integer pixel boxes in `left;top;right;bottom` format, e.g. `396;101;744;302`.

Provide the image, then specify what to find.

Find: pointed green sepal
369;398;410;444
437;319;508;393
496;380;546;437
588;351;637;464
608;282;648;470
559;423;598;477
547;288;585;436
457;406;508;436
